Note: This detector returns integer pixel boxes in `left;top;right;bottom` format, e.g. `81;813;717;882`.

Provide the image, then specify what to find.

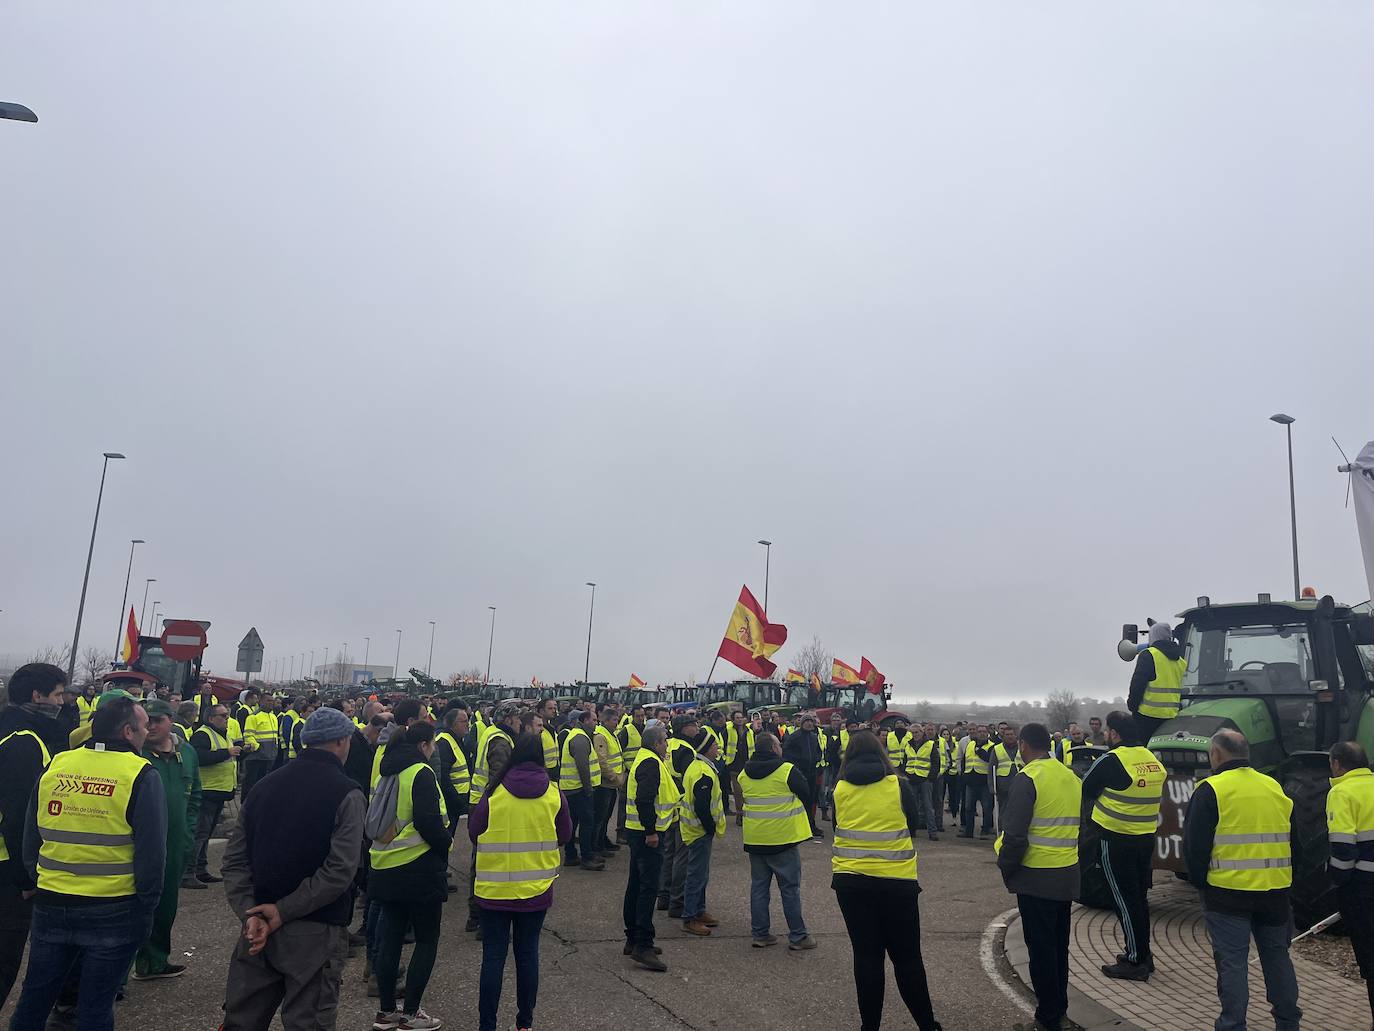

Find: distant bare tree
449;666;484;686
914;699;934;720
787;635;832;683
1045;690;1079;731
80;647;113;684
27;645;71;670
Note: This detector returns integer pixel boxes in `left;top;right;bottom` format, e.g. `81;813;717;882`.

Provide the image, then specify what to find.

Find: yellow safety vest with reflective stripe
226;716;249;751
1206;766;1292;891
621;721;642;768
193;725;237;793
475;780;562;900
907;739;937;778
1138;646;1186;720
435;731;470;797
244;710;277;753
369;762;447;870
817;728;830;768
371;742;387;792
832;776;917;880
680;756;724;845
0;731;52;863
996;757;1081;868
76;697;95;725
739;761;810;848
625;750;681;832
470;724;513;803
963;740;990;776
666;738;694;788
278;712;300;759
886;731;908;770
1091;745;1166;835
839;728;851;758
558;727;601;792
1327;766;1374;883
725;724;753;764
595;725;623;780
36;745;149;897
539;728;558;770
992;743;1018;778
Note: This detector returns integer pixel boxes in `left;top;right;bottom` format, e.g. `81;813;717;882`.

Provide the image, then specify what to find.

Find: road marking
981;906;1035;1017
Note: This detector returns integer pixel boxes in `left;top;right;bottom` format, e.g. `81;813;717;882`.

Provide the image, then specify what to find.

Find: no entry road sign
161;620;208;661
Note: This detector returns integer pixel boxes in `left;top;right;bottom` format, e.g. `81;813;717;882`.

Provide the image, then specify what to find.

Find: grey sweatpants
223;920;348;1031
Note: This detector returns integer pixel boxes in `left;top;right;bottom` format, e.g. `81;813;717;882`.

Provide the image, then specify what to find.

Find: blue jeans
1204;910;1302;1031
10;899;148;1031
915;778;941;836
477;908;545;1031
565;789;597;862
682;836;713;921
749;847;807;943
962;778;992;835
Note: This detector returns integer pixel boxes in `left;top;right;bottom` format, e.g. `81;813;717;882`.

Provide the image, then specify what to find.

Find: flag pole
706;657;719;683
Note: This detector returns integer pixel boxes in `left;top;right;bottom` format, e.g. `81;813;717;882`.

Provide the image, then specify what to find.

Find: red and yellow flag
785;668;805;683
717;585;787;679
121;607;140;664
629;673;646;689
831;658;861;686
859;656;886;695
811;673;824;693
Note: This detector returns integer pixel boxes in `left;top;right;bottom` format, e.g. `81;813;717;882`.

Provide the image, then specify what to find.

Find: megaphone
1117;639;1144;662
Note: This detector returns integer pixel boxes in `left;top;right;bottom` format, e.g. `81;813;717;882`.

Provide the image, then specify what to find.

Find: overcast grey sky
3;3;1371;701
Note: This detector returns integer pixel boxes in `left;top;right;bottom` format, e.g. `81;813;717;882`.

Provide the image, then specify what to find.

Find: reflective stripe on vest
679;756;725;845
1138;646;1186;719
666;738;693;788
540;728;558;770
470;725;513;803
739;761;810;847
907;739;936;778
625;750;681;832
36;745;148;897
886;731;907;771
595;725;624;778
558;727;601;791
964;741;990;776
194;725;237;793
475;781;562;900
436;732;471;796
831;775;917;880
621;722;642;768
369;763;448;870
992;743;1017;778
1327;767;1374;881
1090;745;1166;835
995;758;1081;868
1206;767;1293;891
0;731;52;863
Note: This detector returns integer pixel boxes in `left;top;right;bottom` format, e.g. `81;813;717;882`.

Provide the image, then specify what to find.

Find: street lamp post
114;538;145;656
140;579;156;628
485;607;496;684
758;539;773;611
363;636;370;679
68;452;126;682
583;583;596;683
427;621;436;675
394;630;402;679
1270;414;1301;600
149;602;161;631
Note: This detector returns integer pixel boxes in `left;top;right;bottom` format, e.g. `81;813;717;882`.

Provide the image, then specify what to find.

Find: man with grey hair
174;701;199;738
1183;729;1300;1031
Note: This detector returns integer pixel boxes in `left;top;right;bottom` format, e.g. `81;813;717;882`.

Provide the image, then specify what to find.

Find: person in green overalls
131;698;202;980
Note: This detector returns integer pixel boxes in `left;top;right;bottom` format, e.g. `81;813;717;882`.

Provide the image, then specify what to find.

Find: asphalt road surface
1;816;1032;1031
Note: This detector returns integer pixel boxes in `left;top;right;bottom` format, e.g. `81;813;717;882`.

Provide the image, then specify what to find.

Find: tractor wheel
1281;761;1338;932
1075;802;1116;910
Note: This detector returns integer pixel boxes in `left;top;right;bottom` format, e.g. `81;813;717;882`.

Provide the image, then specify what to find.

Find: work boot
196;871;223;884
1101;959;1150;981
682;919;712;936
699;912;719;927
580;858;606;871
1115;952;1155;973
629;946;667;972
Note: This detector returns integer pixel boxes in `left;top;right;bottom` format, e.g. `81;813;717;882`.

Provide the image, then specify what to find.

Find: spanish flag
121;607;140;664
832;658;861;686
785;669;805;683
811;673;824;693
629;673;646;689
717;585;787;679
859;656;886;695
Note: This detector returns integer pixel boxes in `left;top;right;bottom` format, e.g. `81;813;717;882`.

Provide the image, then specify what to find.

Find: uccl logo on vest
54;776;117;798
79;780;117;797
46;800;62;817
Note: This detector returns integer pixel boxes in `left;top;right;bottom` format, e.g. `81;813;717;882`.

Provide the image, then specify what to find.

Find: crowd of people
0;628;1370;1031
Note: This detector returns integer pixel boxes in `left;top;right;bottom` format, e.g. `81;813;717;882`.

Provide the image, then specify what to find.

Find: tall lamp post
394;629;402;679
149;602;161;631
140;579;156;627
1270;414;1301;600
485;606;496;684
583;582;597;683
427;620;436;675
363;636;371;680
758;539;773;611
68;452;126;682
114;538;145;656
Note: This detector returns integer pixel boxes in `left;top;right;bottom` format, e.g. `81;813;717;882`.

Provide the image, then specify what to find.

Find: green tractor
699;680;783;719
1096;593;1374;929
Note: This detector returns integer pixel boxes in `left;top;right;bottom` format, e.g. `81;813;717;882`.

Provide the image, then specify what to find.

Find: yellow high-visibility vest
963;740;990;776
666;738;693;788
470;724;513;803
76;697;95;725
435;731;470;797
193;725;237;793
370;762;447;870
1206;767;1292;892
1138;646;1186;720
244;710;278;753
595;725;623;780
739;762;810;848
886;731;907;770
36;745;148;897
679;756;724;845
621;721;642;768
0;731;51;863
539;728;558;770
371;742;387;792
1091;745;1166;836
832;776;916;880
625;750;680;833
996;758;1080;868
558;727;601;792
475;781;562;901
1327;766;1374;882
907;739;937;778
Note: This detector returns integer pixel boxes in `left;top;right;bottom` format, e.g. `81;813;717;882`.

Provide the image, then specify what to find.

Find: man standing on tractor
1327;740;1374;1025
1128;621;1187;743
1080;711;1166;981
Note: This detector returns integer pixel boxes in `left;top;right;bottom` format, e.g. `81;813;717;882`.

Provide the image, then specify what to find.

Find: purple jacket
468;762;572;912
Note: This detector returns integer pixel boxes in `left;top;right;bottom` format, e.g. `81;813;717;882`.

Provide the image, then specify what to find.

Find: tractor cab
699;680;780;718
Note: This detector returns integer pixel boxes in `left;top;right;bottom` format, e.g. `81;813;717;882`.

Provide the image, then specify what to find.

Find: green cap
142;698;175;718
96;689;134;710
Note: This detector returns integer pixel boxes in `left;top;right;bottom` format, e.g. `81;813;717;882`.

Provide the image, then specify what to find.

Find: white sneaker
401;1010;442;1030
372;1012;403;1031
